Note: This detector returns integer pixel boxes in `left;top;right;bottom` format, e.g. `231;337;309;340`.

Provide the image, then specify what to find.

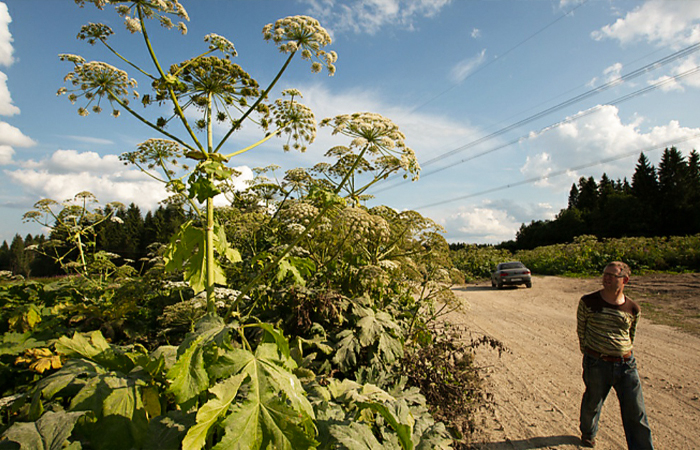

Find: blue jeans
580;353;654;449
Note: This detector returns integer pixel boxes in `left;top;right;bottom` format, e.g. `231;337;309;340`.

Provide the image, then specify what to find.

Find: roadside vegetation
0;2;485;449
452;234;700;281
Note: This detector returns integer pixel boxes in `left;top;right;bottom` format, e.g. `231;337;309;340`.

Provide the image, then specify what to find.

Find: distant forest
0;203;188;278
504;146;700;250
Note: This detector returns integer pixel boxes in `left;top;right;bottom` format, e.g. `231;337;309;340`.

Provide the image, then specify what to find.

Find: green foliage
2;410;86;450
516;234;700;275
450;245;512;280
0;2;489;449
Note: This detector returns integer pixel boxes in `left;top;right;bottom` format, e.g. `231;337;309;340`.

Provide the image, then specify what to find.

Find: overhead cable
412;132;700;211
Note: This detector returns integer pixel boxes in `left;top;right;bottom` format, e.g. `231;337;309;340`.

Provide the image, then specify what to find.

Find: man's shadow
475;434;581;449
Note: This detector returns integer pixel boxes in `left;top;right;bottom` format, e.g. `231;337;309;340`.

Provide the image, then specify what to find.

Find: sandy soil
447;275;700;449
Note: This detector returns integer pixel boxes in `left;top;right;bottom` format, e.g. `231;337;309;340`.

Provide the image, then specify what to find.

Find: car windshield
500;262;524;270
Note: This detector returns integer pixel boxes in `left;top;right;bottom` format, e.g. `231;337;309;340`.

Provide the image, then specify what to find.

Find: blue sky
2;0;700;245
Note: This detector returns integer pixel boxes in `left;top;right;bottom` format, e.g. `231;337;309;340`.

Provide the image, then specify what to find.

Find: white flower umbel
263;15;336;76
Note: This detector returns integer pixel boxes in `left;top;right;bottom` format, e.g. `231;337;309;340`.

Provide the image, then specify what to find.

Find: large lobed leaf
2;411;85;450
166;335;209;411
208;343;317;449
181;373;248;450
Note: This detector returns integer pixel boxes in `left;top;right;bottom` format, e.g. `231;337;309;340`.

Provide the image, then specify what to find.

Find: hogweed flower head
121;138;186;177
204;34;237;59
58;57;138;117
270;89;316;152
77;23;114;45
321;112;420;180
80;0;190;34
153;57;261;120
263;15;337;76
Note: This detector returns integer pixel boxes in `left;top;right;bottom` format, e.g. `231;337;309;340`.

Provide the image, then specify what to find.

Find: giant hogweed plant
0;1;451;449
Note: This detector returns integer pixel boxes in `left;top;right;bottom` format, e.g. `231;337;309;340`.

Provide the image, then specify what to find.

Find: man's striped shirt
577;290;640;357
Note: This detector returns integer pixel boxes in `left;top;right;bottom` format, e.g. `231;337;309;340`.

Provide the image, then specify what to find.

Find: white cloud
21;149;121;174
6;149;259;214
0;3;13;67
62;135;115;145
0;71;18;116
441;206;520;244
0;144;12;164
0;121;35;148
519;104;700;190
7;168;168;209
471;28;481;39
7;150;167;209
449;49;487;83
303;0;452;35
592;1;700;48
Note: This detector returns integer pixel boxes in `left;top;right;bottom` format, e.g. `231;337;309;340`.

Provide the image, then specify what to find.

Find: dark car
491;261;532;289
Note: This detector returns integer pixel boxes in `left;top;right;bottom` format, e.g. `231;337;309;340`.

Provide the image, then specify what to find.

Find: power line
420;41;700;168
371;43;700;194
412;132;700;211
409;64;700;182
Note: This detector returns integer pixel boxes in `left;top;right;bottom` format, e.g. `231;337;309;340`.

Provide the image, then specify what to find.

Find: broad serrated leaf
253;343;313;421
356;309;382;347
248;323;291;360
166;336;209;410
328;421;383;450
215;395;317;450
33;359;104;406
415;423;453;450
276;258;304;286
0;332;43;356
68;374;113;413
377;333;403;364
181;373;247;450
55;331;133;373
214;221;241;263
210;342;316;449
2;411;85;450
332;330;359;372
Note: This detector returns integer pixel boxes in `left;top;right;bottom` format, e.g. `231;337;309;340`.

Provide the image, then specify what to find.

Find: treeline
0;203;188;277
510;147;700;249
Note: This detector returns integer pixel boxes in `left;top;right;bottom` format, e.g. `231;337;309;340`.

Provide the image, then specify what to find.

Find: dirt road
448;275;700;449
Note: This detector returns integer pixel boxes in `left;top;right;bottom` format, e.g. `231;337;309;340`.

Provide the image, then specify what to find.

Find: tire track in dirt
448;276;700;449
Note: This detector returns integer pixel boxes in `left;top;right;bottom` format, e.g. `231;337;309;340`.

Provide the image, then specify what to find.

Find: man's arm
576;298;589;353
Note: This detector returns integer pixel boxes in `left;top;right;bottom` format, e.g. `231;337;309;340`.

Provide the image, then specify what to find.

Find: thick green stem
205;95;216;313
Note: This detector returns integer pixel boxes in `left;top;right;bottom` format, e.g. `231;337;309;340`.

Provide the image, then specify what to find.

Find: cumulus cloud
303;0;452;35
439;200;555;244
0;3;13;67
6;150;165;208
0;121;35;148
519;104;700;190
592;1;700;48
449;49;487;83
0;71;18;116
0;144;12;165
6;149;258;213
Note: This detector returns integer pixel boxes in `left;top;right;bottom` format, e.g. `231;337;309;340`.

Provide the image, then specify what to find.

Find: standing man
576;261;654;449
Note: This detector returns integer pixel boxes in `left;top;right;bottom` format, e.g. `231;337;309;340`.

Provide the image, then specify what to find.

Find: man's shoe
581;436;595;447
